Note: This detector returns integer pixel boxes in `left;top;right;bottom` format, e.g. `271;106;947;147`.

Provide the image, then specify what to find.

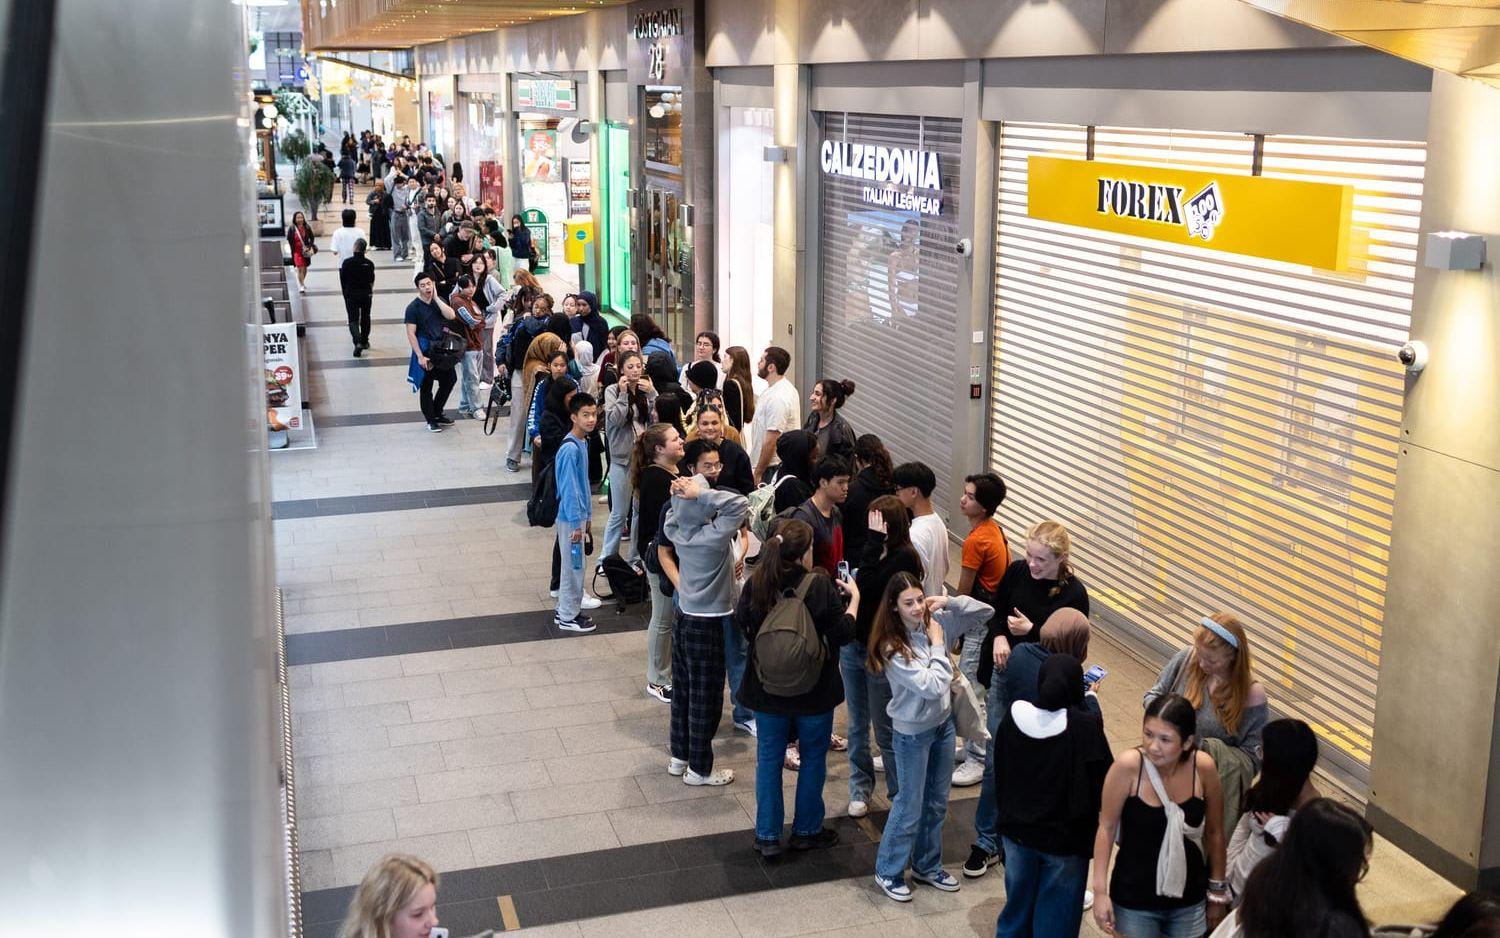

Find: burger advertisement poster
263;324;302;430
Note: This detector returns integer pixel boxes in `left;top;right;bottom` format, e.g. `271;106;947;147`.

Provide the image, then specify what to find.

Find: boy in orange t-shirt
952;471;1009;785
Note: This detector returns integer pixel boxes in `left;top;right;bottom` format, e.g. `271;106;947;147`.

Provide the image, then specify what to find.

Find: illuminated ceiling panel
300;0;631;50
1239;0;1500;87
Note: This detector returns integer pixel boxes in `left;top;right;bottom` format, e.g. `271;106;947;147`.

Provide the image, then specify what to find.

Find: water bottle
571;538;583;571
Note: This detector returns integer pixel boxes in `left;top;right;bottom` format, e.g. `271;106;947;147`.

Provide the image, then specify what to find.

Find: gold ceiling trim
300;0;631;51
1239;0;1500;88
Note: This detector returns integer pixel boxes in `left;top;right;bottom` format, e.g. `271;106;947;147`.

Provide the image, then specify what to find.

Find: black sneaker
436;414;455;426
353;345;362;358
789;828;839;851
963;845;999;878
754;838;784;859
426;421;443;433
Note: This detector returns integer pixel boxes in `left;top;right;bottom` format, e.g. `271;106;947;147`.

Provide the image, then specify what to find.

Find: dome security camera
1397;340;1429;374
955;238;973;257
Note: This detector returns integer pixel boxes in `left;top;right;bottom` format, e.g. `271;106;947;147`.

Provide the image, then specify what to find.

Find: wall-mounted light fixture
1424;231;1487;271
763;145;793;163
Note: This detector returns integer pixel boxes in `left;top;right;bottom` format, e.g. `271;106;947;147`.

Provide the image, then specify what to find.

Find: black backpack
642;500;676;597
593;553;649;611
427;328;465;370
526;459;558;528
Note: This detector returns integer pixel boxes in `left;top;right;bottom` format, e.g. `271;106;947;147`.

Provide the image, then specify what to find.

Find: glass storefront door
517;114;588;292
642;179;689;350
604;122;632;317
720;106;774;356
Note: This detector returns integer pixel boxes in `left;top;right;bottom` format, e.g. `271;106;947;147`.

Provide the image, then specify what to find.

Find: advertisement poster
522;129;558;184
478;160;504;212
263;323;302;430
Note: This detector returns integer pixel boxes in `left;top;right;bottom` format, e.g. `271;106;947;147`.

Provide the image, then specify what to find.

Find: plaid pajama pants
670;612;729;776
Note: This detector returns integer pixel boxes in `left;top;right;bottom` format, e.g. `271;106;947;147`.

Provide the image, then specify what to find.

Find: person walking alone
338;238;375;357
662;472;749;786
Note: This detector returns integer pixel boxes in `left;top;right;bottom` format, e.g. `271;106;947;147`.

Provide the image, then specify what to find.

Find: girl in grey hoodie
867;572;994;902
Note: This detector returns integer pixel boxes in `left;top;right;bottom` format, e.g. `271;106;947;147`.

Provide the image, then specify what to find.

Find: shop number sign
820;140;944;216
633;9;681;81
1026;156;1355;271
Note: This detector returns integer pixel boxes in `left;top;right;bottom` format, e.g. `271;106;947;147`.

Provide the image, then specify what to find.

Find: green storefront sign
521;207;549;274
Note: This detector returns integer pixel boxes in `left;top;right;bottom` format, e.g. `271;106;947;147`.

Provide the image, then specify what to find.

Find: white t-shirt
748;377;801;470
909;512;950;597
330;225;367;263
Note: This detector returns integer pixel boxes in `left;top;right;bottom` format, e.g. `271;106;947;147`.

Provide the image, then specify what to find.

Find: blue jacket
555;434;591;524
643;336;676;372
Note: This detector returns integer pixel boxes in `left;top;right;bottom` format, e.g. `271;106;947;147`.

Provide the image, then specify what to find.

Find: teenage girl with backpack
734;518;858;859
866;571;995;902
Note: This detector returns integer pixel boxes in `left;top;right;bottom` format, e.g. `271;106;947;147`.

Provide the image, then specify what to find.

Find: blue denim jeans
874;719;956;881
974;675;1006;854
754;709;834;842
1111;902;1207;938
723;618;751;726
994;838;1089;938
839;643;898;803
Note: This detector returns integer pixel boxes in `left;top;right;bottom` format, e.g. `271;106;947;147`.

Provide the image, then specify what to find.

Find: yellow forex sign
1026;156;1355;271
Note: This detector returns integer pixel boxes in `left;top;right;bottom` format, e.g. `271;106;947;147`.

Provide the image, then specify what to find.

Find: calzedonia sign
820;140;944;216
1026;155;1356;271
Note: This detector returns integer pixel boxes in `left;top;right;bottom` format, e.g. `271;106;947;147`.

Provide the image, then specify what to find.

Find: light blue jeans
644;570;673;686
459;350;482;413
974;675;1006;855
958;631;987;761
601;461;636;561
874;719;956;881
839;643;897;803
554;520;584;621
1110;902;1207;938
723;618;751;726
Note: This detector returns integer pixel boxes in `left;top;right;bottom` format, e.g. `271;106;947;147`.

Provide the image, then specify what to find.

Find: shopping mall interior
6;0;1500;934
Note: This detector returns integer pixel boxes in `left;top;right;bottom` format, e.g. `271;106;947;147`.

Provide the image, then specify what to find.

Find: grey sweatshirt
884;595;995;735
662;480;749;617
603;382;658;466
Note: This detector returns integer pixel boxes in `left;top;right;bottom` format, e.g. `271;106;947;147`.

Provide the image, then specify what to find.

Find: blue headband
1200;616;1239;649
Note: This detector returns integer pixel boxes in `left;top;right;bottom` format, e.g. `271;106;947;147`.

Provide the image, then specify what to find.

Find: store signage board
1026;156;1354;271
515;79;576;112
633;9;683;38
820;140;943;216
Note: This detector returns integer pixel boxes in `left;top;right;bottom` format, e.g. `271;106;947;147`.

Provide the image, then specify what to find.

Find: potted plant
280;128;310;167
293;158;335;224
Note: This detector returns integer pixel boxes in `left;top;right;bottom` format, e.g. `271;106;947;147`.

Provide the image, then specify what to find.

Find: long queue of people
366;239;1475;937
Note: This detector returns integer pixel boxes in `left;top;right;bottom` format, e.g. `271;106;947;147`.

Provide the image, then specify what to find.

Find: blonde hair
1026;520;1074;598
337;854;437;938
1185;612;1255;735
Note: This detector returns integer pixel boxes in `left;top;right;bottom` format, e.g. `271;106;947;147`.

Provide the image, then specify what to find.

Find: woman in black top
1093;694;1227;938
1236;799;1373;938
842;494;923;814
423;241;451;302
977;520;1089;689
646;352;688;438
803;379;857;465
509;214;535;271
366;180;392;250
735;519;858;858
631;423;684;701
842;434;895;563
537;377;578;594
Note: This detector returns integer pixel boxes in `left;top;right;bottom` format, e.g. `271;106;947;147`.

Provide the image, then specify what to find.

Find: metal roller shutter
989;122;1425;778
817;112;963;516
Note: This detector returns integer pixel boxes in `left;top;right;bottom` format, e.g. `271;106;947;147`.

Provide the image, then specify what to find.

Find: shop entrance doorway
642;180;688;349
603;122;632;317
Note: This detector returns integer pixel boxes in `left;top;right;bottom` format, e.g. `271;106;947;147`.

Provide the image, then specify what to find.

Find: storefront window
720;106;773;354
518;114;590;291
644;87;682;169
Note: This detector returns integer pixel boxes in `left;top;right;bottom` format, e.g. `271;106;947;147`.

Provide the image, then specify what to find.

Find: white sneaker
667;757;688;777
579;594;602;610
684;768;734;786
873;754;885;773
598;494;610;504
549;588;559;598
733;718;757;737
955;738;967;763
951;756;985;788
848;800;869;818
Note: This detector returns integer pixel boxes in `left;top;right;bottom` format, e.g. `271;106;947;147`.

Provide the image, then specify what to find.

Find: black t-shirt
635;464;677;558
404;297;447;343
976;558;1089;688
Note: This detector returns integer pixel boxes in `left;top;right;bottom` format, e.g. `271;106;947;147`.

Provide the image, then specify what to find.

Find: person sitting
1144;612;1269;836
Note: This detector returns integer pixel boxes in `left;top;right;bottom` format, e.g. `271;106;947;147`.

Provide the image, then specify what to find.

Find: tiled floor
279;186;1462;937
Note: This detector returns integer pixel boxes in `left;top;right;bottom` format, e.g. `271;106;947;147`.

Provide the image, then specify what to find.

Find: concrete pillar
770;0;807;382
1367;71;1500;890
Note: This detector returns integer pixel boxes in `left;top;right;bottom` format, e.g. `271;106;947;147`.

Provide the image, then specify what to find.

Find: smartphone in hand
836;560;851;581
1082;664;1107;689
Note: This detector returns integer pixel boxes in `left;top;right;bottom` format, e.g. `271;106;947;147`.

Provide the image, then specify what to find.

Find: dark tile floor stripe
316;409;511;428
273;482;532;520
299;808;987;936
285;604;648;665
302;316;405;327
311;356;409;369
